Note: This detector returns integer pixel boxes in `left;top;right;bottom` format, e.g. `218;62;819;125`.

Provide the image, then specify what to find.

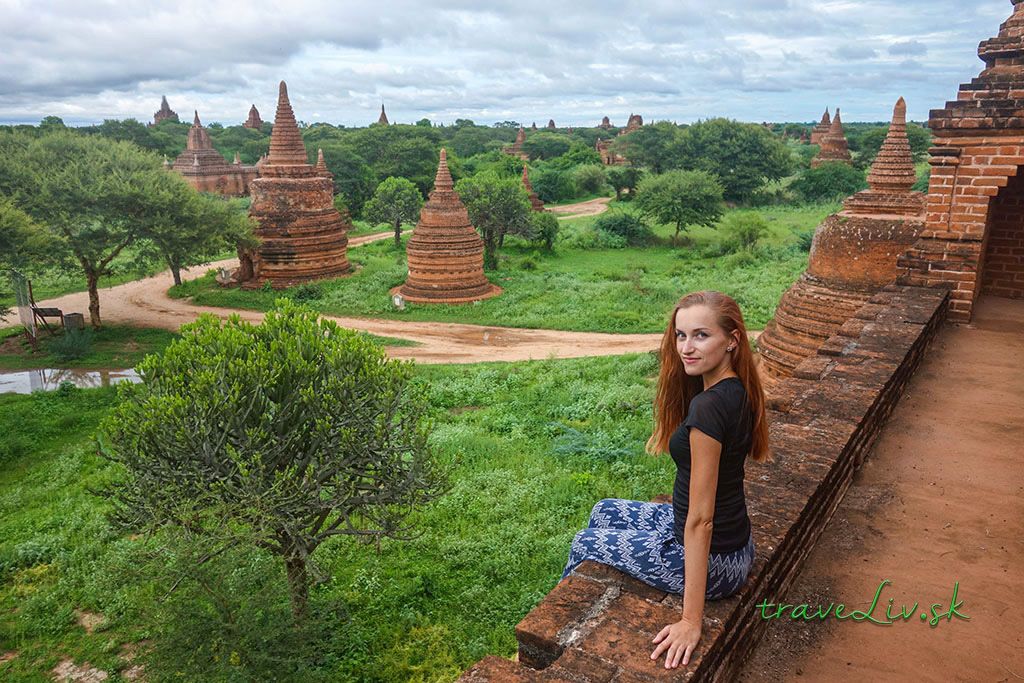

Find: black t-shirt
668;376;753;553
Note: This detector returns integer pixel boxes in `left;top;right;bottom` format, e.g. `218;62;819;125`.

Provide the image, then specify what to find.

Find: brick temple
598;116;612;129
243;104;263;129
758;98;925;383
896;0;1024;321
394;149;501;304
236;81;351;289
151;95;178;126
169;111;257;197
505;126;529;160
377;103;390;126
810;107;831;145
522;165;546;212
810;108;852;167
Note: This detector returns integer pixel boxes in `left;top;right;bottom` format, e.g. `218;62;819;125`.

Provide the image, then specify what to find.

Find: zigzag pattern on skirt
561;498;755;599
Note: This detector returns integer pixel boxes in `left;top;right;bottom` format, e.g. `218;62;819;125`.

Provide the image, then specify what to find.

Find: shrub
719;213;769;253
558;224;628;249
46;326;93;361
530;211;560;250
790;162;867;202
290;283;323;302
532;169;576;203
573;164;608;195
593;212;654;246
796;229;816;252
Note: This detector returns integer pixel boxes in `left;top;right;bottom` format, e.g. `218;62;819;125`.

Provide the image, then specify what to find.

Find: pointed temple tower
239;81;351;289
810;108;831;145
170;111;256;196
758;97;926;383
152;96;178;126
394;149;501;303
243;105;263;129
622;113;643;134
504;126;529;160
896;0;1024;321
522;165;546;212
377;104;390;126
599;116;612;129
531;122;538;131
811;109;852;167
547;119;557;129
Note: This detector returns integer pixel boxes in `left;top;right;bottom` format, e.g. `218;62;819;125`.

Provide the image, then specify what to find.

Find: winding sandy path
548;196;612;220
5;231;663;364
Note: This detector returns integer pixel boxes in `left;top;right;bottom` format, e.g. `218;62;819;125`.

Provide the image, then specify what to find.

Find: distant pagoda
522;165;546;212
599;116;612;129
811;109;852;167
504;126;529;160
243;104;263;129
810;108;831;145
394;149;501;303
151;96;178;126
547;119;556;129
238;81;351;288
170;111;256;196
378;103;390;126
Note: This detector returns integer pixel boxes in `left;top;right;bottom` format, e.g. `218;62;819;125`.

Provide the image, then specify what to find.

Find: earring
727;345;735;351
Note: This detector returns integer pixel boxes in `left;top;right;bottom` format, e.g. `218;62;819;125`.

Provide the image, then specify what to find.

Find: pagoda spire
266;80;310;168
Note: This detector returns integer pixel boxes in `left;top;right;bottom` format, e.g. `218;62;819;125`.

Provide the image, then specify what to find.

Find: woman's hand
650;617;702;669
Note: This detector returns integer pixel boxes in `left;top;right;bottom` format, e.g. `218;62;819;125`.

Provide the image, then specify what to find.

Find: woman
560;290;770;670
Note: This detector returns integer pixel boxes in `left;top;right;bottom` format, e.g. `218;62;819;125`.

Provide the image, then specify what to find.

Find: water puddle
0;368;141;394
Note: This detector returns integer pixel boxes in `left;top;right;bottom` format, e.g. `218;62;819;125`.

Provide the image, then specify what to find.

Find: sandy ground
547;196;612;220
3;230;664;364
738;295;1024;682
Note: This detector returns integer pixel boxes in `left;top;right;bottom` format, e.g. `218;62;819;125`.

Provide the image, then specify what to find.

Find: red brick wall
982;170;1024;297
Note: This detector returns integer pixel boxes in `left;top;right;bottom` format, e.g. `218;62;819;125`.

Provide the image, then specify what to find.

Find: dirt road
547;196;612;220
739;295;1024;682
6;231;663;364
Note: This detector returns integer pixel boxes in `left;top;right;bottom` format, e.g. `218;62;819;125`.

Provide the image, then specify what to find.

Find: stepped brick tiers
505;127;529;160
810;109;852;167
459;286;949;682
393;149;501;304
236;81;351;289
522;166;546;212
599;116;612;129
759;98;926;383
896;0;1024;321
810;107;831;145
170;111;257;196
151;96;178;126
243;104;263;129
377;104;390;125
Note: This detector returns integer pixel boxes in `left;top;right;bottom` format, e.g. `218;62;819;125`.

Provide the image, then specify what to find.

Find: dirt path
547;196;612;220
4;231;664;364
739;295;1024;682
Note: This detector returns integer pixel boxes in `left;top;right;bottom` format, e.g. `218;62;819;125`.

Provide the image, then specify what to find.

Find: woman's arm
650;427;722;669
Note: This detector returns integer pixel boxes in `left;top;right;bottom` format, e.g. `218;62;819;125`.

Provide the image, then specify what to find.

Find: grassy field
0;353;681;682
169;203;835;333
0;326;180;372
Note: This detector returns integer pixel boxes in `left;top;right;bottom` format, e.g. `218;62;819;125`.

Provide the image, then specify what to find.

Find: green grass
0;353;674;682
169;204;834;334
0;326;180;372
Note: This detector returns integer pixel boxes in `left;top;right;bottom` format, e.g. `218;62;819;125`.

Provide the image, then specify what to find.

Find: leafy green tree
99;302;448;620
790;162;867;202
612;121;684;173
317;144;377;217
635;170;724;243
363;176;424;247
521;132;571;161
454;171;532;269
593;211;654;246
531;168;576;203
0;196;48;270
573;164;608;195
674;119;793;202
530;211;560;251
546;142;603;169
607;166;644;200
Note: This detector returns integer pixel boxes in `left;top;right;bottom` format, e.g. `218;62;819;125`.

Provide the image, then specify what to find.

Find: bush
913;167;930;194
573;164;608;195
719;213;769;253
45;326;93;361
796;229;816;252
558;224;628;249
290;283;323;302
530;211;560;250
593;212;654;246
532;169;576;203
791;162;867;202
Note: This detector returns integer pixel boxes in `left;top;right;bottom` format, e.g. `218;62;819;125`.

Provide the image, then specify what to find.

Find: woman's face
674;304;737;377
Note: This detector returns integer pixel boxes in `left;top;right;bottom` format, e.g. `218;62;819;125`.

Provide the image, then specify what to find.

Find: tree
635;170;724;243
593;211;654;246
531;168;576;203
454;171;532;269
530;211;560;251
790;162;868;202
363;177;424;247
98;302;448;621
607;166;644;200
573;164;608;195
674;119;793;202
720;213;769;252
521;132;571;161
612;121;684;173
0;196;48;270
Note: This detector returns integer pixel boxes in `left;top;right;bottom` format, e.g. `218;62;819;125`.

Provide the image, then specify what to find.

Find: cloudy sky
0;0;1015;127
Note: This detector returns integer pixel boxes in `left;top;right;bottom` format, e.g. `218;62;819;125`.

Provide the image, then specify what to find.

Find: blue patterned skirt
561;498;755;599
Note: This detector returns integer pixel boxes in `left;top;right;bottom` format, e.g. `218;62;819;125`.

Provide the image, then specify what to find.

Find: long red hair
645;290;771;463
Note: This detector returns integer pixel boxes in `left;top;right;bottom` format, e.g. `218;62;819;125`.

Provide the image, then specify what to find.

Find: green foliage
790;162;868;202
455;171;532;269
0;324;180;371
530;211;560;251
521;132;571;160
849;122;932;163
607;166;644;200
573;164;608;195
364;176;424;246
635;169;725;241
531;168;576;203
719;213;770;253
291;283;323;302
674;118;794;202
593;212;654;247
613;121;684;173
99;302;448;619
796;229;816;252
0;195;48;271
44;327;94;362
913;166;931;193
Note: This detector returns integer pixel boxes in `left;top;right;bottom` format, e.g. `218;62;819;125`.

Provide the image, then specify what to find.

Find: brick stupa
811;109;852;167
393;149;501;304
896;0;1024;321
151;96;178;126
238;81;351;289
170;111;257;196
504;126;528;160
243;105;263;129
810;108;831;145
758;98;925;383
377;104;390;126
522;165;546;212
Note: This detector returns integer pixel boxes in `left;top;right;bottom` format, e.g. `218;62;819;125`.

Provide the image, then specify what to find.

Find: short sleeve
683;392;727;444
